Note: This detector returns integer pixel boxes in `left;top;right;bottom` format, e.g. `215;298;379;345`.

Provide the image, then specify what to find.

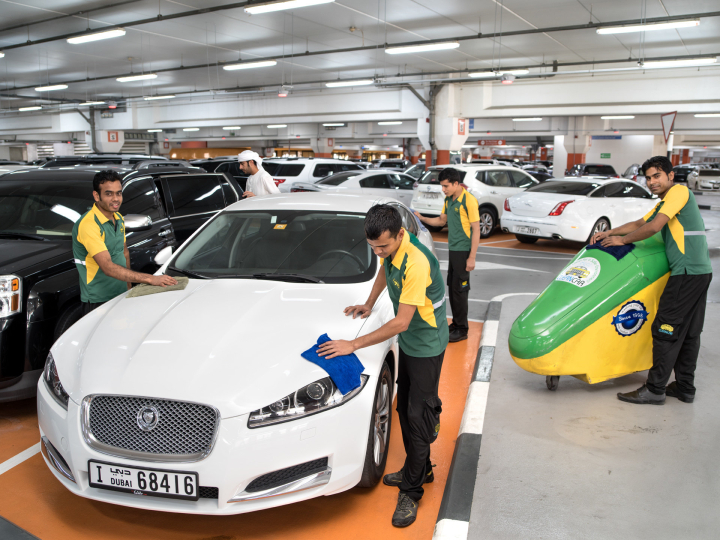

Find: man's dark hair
438;167;461;184
641;156;673;176
365;204;402;240
93;170;123;194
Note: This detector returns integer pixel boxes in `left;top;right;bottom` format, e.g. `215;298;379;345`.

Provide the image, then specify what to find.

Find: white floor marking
479;320;498;347
433;518;470;540
492;292;539;302
0;443;41;476
445;295;490;303
459;381;490;435
439;260;548;273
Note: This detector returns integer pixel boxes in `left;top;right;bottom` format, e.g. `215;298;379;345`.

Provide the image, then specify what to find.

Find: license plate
423;192;441;199
88;460;199;501
514;226;539;234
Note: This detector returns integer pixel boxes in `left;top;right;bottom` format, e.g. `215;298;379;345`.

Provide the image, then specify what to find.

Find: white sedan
37;193;436;515
290;170;416;206
501;178;656;243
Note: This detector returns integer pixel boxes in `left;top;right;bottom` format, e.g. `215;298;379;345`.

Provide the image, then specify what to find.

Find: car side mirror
124;214;153;231
154;245;173;265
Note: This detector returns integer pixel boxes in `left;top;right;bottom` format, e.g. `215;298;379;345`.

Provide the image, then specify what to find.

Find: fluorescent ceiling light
67;28;126;44
378;121;402;125
326;79;374;88
223;126;241;130
267;124;287;128
144;95;175;100
117;73;158;82
79;101;105;106
642;57;717;69
147;129;162;132
245;0;333;14
695;113;720;118
512;117;542;122
35;84;68;91
222;60;277;71
469;69;529;78
19;106;42;111
0;52;4;59
601;115;635;120
183;128;200;132
323;123;345;126
385;41;459;55
597;19;699;35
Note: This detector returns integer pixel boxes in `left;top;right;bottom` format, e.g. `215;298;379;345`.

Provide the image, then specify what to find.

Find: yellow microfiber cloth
126;276;189;298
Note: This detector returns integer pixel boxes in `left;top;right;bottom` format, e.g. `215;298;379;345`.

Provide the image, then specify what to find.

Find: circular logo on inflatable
611;300;649;337
556;257;601;288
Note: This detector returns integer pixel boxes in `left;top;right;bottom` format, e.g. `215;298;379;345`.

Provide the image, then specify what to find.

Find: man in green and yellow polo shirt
415;168;480;342
73;170;176;315
318;204;448;528
592;156;712;405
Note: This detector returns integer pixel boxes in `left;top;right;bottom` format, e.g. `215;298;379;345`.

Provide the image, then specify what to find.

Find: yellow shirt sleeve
643;202;661;222
442;199;447;215
657;185;689;220
399;255;430;307
76;217;108;258
466;193;480;223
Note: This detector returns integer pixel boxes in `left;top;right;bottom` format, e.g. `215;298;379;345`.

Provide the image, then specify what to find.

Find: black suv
0;168;242;402
566;163;619;178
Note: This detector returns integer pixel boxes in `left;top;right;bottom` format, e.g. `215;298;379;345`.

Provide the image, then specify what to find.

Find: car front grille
245;458;329;493
199;486;219;499
82;395;219;462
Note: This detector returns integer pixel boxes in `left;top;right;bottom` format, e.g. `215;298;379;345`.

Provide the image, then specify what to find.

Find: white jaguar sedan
501;178;656;243
37;193;435;515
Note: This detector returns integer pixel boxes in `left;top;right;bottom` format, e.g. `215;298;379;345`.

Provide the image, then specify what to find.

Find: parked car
688;168;720;190
672;165;697;185
411;164;538;236
471;159;501;165
622;163;642;182
501;179;656;244
189;157;240;172
374;159;410;170
0;168;242;402
0;164;37;177
290;170;417;205
526;170;554;182
566;163;619;178
211;160;250;191
403;162;426;180
261;158;364;192
37;192;433;514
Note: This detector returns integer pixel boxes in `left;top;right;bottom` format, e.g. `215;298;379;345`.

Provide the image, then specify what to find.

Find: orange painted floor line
0;321;482;540
431;231;579;254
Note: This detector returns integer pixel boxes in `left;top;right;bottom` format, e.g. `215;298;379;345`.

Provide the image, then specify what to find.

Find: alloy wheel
373;378;390;466
479;212;494;236
593;220;609;235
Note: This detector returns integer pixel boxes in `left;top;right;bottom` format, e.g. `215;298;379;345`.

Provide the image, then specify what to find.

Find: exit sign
600;153;611;159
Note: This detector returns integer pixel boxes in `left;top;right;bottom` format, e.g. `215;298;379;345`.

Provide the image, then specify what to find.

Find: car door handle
158;229;172;237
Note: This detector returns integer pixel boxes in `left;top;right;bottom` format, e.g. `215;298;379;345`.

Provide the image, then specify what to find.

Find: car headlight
43;353;69;409
248;375;369;428
0;275;22;318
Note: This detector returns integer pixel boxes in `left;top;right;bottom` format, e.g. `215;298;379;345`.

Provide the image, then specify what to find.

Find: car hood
54;278;375;418
0;238;71;276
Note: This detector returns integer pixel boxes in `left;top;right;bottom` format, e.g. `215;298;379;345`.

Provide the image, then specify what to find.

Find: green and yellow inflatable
509;235;670;388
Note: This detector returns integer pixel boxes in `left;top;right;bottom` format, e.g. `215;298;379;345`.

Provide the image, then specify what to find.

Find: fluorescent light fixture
245;0;333;14
79;101;105;106
695;113;720;118
117;73;158;82
325;79;374;88
597;19;699;35
67;28;126;44
378;121;402;125
222;60;277;71
601;115;635;120
469;69;529;78
267;124;287;128
19;106;42;111
147;129;162;132
323;123;345;127
512;117;542;122
0;52;4;58
385;41;459;55
144;95;175;100
183;128;200;132
35;84;68;91
641;57;717;69
223;126;241;130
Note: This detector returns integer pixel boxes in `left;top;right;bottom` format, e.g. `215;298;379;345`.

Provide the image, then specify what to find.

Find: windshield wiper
252;273;324;283
168;266;209;279
0;232;48;241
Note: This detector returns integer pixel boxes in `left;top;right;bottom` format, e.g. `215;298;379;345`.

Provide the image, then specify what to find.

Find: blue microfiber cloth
587;242;636;261
301;334;365;395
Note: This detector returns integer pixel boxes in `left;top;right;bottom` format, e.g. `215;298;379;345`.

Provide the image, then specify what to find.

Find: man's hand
466;257;475;272
600;235;625;247
590;230;611;245
413;211;424;222
316;339;356;359
243;191;256;198
344;304;372;319
149;275;178;287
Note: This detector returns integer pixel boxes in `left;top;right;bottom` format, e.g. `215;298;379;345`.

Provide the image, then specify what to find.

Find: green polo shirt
382;229;449;357
72;204;128;303
643;185;711;276
442;189;480;251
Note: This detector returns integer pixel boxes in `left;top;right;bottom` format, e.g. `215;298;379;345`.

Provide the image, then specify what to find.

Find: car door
509;170;539;192
387;174;416;205
625;183;656;219
359;173;393;199
596;182;632;225
480;169;517;215
162;174;227;244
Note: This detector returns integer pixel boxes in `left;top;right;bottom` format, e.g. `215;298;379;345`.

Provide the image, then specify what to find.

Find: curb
697;204;720;211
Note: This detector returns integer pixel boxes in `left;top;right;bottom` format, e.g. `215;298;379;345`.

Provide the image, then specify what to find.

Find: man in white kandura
237;150;281;198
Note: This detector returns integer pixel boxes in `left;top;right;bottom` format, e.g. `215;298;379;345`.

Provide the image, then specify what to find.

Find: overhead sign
107;131;119;142
458;118;467;136
592;135;622;140
469;119;474;130
477;139;505;146
661;111;677;143
600;153;611;159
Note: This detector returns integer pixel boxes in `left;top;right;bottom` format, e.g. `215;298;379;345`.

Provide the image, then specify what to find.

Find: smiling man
591;156;712;405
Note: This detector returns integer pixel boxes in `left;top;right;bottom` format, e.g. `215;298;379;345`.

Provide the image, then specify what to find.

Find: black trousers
447;250;470;332
397;347;444;501
82;301;105;316
646;273;712;395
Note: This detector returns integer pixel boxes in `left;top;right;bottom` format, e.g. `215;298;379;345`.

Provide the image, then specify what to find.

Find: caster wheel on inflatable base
546;376;560;391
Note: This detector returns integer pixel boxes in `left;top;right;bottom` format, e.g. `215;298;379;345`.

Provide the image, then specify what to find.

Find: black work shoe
449;328;468;342
617;385;665;405
449;322;458;331
391;492;418;528
665;381;695;403
383;466;435;487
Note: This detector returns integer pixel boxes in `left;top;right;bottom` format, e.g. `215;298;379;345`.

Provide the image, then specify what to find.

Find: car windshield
526;181;601;196
0;180;94;238
418;169;467;184
583;165;616;175
379;161;404;169
316;171;363;185
172;210;376;284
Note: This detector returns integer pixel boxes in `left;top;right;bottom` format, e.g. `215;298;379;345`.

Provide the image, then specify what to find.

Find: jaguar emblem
136;406;160;432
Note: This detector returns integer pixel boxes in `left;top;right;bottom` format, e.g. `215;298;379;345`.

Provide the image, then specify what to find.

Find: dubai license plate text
88;460;199;500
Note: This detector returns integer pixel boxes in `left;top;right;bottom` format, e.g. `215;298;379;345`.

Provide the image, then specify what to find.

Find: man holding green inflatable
592;155;712;405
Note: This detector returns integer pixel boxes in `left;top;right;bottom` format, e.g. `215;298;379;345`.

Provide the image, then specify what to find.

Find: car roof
427;164;525;172
224;192;399;213
264;158;358;164
551;177;625;183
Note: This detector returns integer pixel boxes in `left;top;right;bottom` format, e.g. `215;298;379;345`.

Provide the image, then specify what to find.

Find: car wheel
516;234;538;244
357;361;392;488
479;208;496;238
587;218;610;244
54;303;83;341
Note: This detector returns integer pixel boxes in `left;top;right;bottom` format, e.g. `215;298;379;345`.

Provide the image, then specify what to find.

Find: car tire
587;218;610;244
516;234;538;244
479;207;496;238
54;303;83;341
357;361;392;488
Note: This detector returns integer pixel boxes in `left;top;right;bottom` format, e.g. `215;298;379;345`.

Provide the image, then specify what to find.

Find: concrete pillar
311;137;334;158
540;147;548;160
681;149;690;164
553;135;568;178
563;135;591;172
434;116;470;166
408;141;423;164
26;143;38;161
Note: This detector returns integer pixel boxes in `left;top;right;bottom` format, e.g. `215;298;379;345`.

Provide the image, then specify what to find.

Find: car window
419;169;466;184
392;204;418;235
603;182;626;197
509;170;536;189
316;171;363;186
360;174;391;189
590;186;606;198
483;170;512;187
166;176;225;217
215;163;230;173
313;163;335;177
335;163;363;172
528;181;602;196
404;165;424;179
122;178;163;220
627;185;652;199
264;163;305;177
389;174;415;190
584;165;616;175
